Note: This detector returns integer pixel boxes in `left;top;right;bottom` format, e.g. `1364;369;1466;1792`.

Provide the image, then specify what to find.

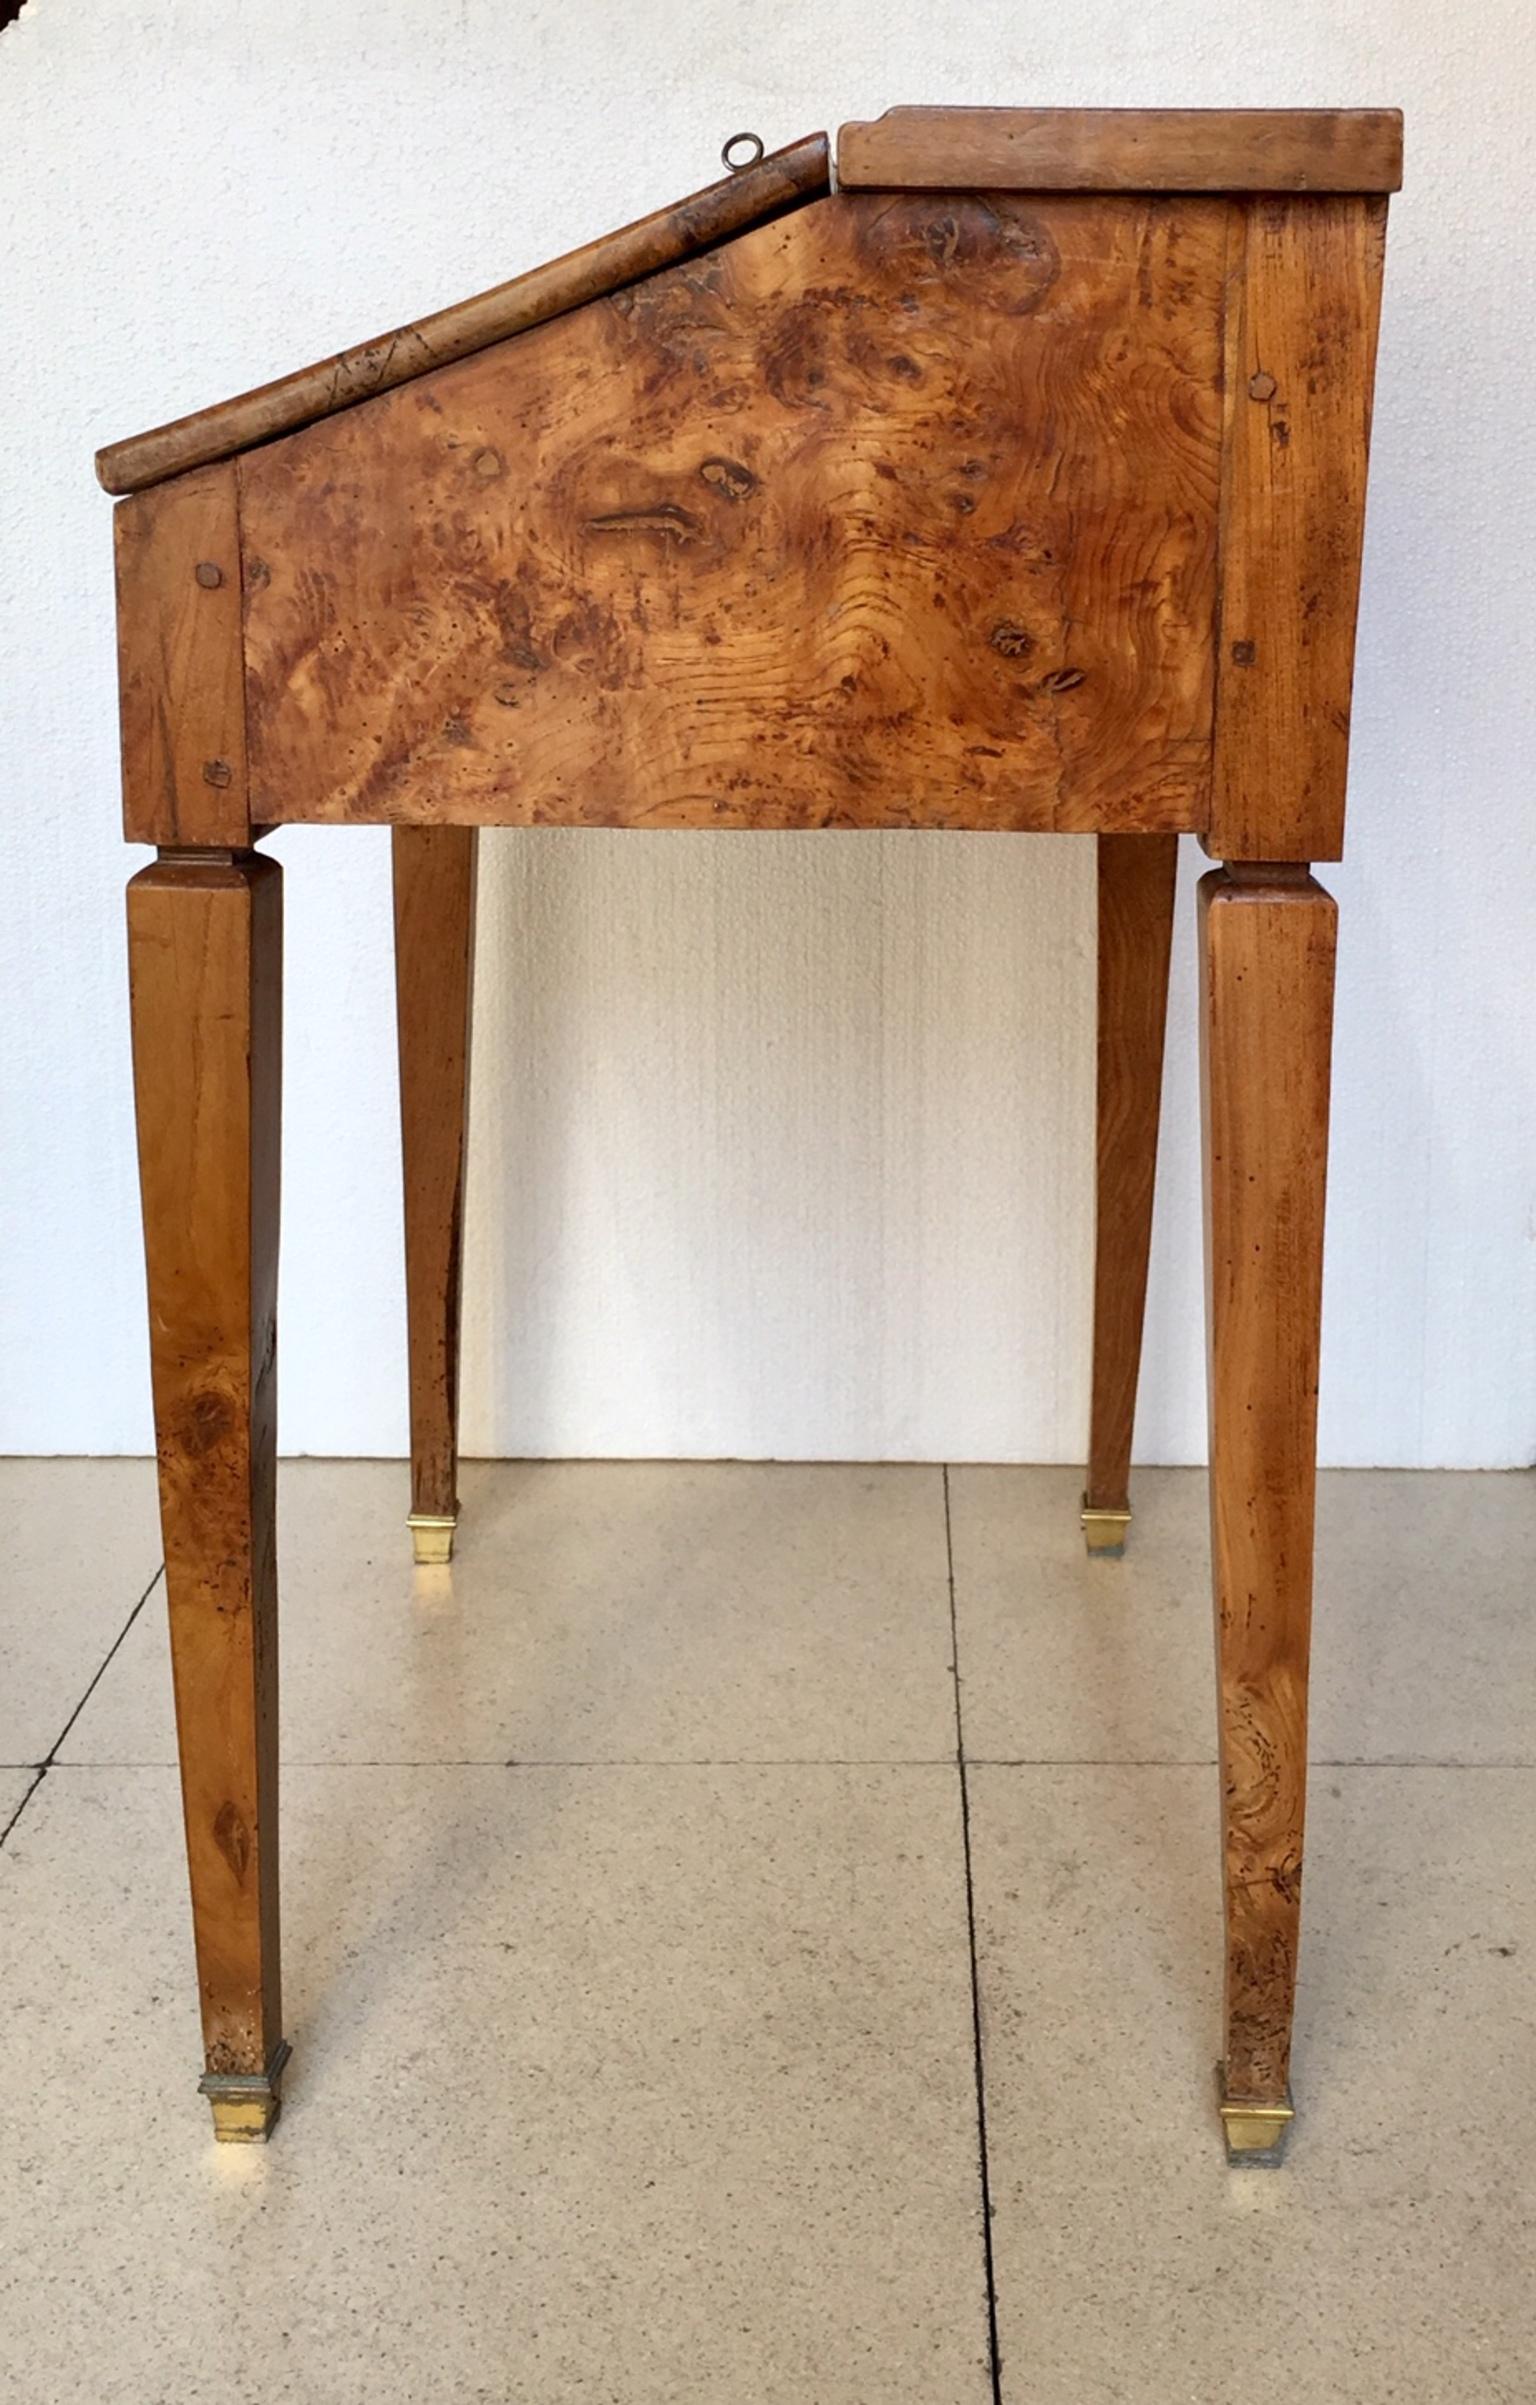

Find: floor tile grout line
943;1465;1005;2405
970;1757;1536;1771
54;1757;991;1775
46;1562;165;1760
972;1757;1217;1769
0;1563;166;1851
40;1753;1536;1772
1312;1758;1536;1770
0;1766;47;1849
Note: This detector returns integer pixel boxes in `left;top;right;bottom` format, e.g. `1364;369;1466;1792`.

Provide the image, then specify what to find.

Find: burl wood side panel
1210;197;1388;862
240;193;1229;832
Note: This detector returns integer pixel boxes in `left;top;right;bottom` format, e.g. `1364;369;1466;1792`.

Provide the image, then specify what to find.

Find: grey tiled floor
2;1458;1533;2402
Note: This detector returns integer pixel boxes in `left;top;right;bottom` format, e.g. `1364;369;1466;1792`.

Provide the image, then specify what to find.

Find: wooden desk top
838;106;1403;195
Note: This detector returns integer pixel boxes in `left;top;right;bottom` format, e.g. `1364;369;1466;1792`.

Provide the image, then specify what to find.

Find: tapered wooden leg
128;851;286;2141
1082;832;1178;1555
1199;863;1336;2161
393;826;478;1564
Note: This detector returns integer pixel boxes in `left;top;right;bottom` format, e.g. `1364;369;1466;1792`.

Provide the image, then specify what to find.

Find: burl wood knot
212;1799;253;1884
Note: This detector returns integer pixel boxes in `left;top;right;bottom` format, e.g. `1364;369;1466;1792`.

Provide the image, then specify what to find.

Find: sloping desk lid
95;134;831;495
96;109;1401;498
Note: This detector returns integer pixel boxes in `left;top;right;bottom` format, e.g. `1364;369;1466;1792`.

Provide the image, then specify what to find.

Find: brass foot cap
408;1511;457;1567
1218;2065;1294;2166
1081;1497;1131;1558
201;2040;291;2144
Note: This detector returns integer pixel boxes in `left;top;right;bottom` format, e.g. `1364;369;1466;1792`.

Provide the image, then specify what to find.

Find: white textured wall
1;0;1532;1467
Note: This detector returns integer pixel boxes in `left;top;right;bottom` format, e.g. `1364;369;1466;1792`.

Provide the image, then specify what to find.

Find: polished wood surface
239;192;1226;833
115;463;249;847
95;136;831;497
1085;833;1177;1518
1199;864;1337;2105
1209;198;1388;861
128;853;283;2086
838;107;1403;196
394;826;478;1528
109;106;1396;2146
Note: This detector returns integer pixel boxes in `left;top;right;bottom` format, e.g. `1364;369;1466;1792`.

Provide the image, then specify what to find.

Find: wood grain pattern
127;853;283;2082
394;826;478;1524
1209;197;1389;861
95;137;831;496
1199;864;1336;2104
106;119;1398;2145
115;464;249;846
1085;832;1178;1515
240;192;1228;833
838;108;1403;196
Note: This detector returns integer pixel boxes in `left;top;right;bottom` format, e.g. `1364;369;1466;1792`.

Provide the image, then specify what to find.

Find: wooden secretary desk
97;107;1399;2159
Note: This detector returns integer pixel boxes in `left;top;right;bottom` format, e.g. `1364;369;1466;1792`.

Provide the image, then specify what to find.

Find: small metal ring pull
721;131;765;173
